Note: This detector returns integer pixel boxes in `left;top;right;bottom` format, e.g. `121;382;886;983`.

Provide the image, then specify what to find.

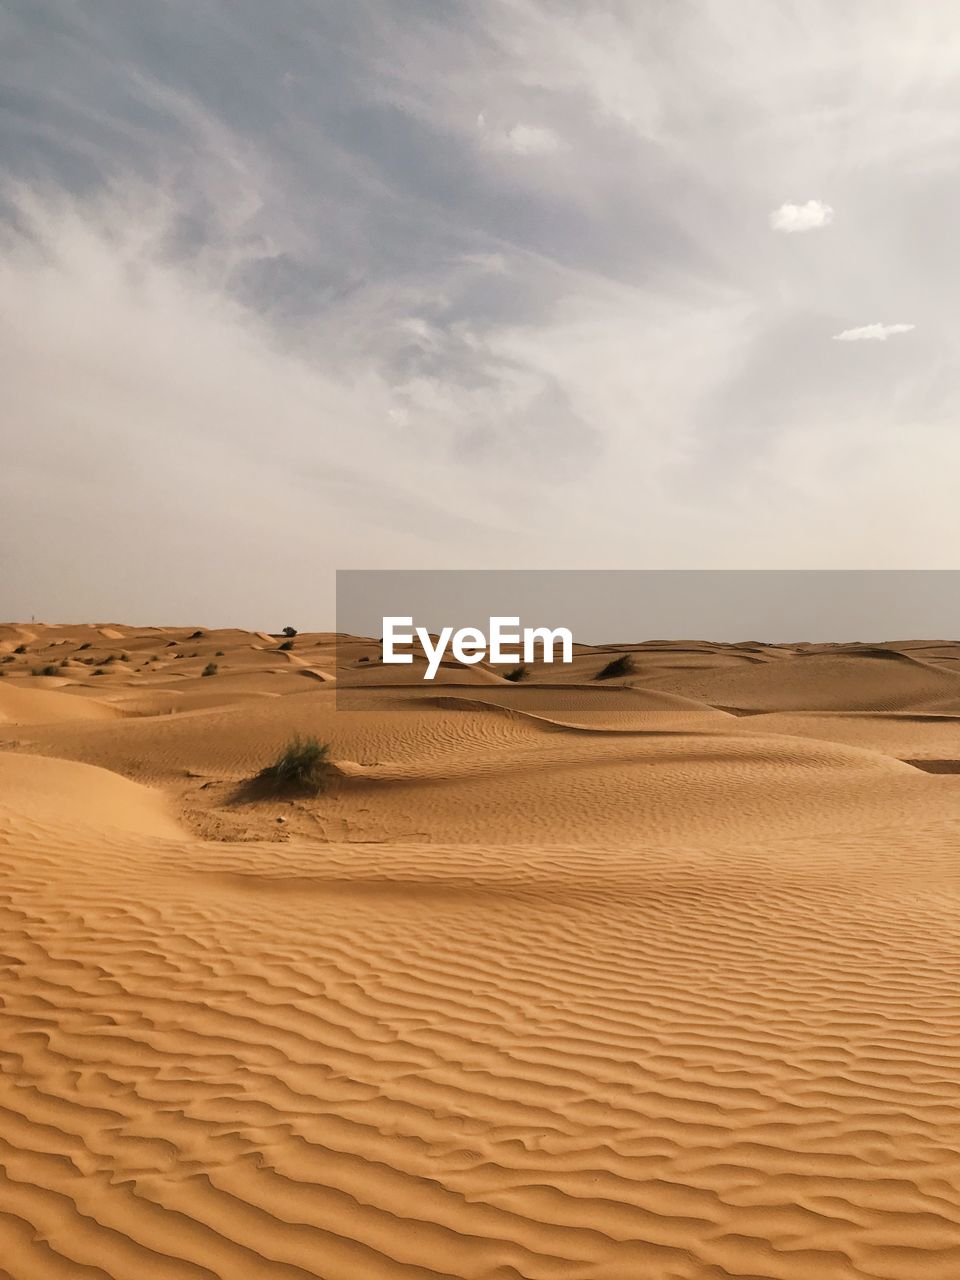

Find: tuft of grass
594;653;635;681
503;664;528;682
201;662;218;677
256;736;330;795
33;664;60;677
278;639;294;651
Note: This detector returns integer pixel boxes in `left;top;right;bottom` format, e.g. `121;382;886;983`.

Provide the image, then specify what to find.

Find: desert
1;621;960;1278
8;0;960;1275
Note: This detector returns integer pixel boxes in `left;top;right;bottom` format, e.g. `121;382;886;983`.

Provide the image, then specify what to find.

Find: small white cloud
770;200;834;232
832;323;916;342
477;115;562;156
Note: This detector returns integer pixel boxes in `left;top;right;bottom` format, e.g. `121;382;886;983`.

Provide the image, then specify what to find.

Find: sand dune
1;625;960;1277
634;648;960;714
0;683;121;725
0;750;181;838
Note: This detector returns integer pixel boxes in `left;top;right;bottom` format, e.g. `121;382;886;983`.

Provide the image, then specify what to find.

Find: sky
2;1;959;628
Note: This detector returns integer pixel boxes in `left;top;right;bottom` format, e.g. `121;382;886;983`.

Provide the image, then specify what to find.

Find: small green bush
595;654;635;680
201;662;218;677
256;736;329;795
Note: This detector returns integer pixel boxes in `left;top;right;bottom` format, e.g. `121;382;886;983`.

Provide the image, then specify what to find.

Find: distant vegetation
282;626;298;637
278;639;295;651
201;662;218;677
32;664;60;677
594;654;635;680
255;736;330;795
503;665;528;682
189;630;204;639
14;644;26;655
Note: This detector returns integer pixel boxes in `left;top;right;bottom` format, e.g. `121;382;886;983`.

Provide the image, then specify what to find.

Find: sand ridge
1;624;960;1278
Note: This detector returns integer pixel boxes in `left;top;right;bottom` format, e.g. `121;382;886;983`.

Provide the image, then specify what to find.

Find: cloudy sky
2;1;958;626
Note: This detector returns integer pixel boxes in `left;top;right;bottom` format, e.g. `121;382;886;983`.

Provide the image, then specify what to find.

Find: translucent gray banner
334;570;960;705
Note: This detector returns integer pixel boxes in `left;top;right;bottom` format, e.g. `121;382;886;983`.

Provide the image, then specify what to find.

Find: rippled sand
2;623;960;1279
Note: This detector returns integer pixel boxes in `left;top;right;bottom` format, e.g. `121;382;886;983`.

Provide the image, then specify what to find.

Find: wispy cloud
770;200;834;232
833;323;916;342
2;1;960;622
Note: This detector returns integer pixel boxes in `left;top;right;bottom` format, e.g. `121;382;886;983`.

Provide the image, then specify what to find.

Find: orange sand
1;623;959;1278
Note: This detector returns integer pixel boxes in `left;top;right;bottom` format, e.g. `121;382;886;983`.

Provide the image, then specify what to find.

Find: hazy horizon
8;567;960;648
